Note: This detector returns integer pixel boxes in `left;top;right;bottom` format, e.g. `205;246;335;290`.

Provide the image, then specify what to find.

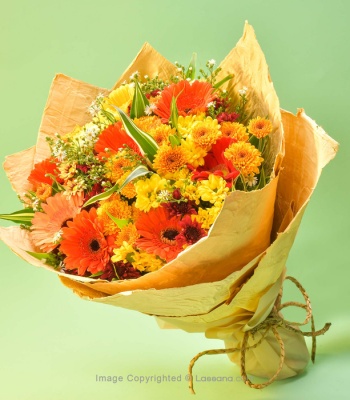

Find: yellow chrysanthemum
111;241;135;263
174;179;201;205
224;142;263;177
149;124;175;145
105;155;134;183
103;84;134;115
135;174;167;212
220;122;249;142
115;223;140;247
152;144;189;180
134;116;162;133
197;174;229;204
180;138;207;168
190;117;222;150
247;116;273;139
132;250;164;273
193;205;223;230
97;193;133;235
177;113;205;138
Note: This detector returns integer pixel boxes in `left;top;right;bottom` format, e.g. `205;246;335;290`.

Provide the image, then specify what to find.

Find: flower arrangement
0;23;338;391
3;57;276;281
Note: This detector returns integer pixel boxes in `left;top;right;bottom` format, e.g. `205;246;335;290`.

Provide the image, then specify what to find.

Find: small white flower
188;66;193;71
158;190;171;201
246;175;258;187
53;230;63;244
239;86;248;96
129;82;135;88
130;71;139;80
207;101;215;108
144;103;157;116
144;75;149;79
177;67;183;72
207;59;216;67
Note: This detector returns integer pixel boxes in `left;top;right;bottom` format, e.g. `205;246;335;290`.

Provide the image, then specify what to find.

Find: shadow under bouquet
0;22;338;392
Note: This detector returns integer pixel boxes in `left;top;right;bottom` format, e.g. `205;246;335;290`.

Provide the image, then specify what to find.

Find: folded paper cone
0;22;338;380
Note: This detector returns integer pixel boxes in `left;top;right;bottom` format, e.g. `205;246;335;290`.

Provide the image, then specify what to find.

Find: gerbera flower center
89;239;101;252
160;228;180;245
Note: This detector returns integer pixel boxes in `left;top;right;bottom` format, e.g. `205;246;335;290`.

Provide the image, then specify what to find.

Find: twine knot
188;276;331;394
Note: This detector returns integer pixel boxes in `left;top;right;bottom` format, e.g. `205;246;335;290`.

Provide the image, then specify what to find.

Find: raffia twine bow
188;276;331;394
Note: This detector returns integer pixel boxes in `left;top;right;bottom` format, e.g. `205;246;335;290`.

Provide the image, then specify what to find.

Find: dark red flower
217;112;239;124
162;200;197;218
114;261;142;280
176;215;207;247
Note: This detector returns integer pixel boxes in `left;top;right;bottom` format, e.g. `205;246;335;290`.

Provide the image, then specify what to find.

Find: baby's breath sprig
141;75;167;95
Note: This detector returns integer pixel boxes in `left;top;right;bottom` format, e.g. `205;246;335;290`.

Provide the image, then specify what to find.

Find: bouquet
0;23;338;392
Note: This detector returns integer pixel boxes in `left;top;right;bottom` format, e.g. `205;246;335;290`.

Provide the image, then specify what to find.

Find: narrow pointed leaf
170;96;179;130
169;135;181;147
257;166;266;190
27;251;60;267
213;74;234;89
83;182;119;207
106;212;130;229
100;108;116;124
186;53;197;80
116;108;158;162
130;80;150;119
83;165;151;207
0;208;35;226
118;165;151;191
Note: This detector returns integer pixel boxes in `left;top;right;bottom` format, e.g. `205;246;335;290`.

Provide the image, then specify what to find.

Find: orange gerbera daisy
154;80;214;122
31;192;84;252
136;207;183;262
60;208;110;275
28;158;61;189
94;121;141;158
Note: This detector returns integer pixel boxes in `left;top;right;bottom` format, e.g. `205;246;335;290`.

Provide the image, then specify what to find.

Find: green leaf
186;53;197;80
83;182;119;207
83;165;151;207
169;135;181;147
170;96;179;130
118;165;151;191
27;251;60;267
0;208;35;226
130;80;150;119
100;108;116;124
257;167;266;190
89;271;104;278
106;212;130;229
213;74;233;89
116;107;159;163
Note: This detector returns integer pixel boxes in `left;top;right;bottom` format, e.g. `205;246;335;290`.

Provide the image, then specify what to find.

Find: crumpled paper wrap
0;23;338;381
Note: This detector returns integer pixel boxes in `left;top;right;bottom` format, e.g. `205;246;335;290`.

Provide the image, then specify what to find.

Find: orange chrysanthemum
115;223;140;247
154;80;214;122
224;142;263;177
97;193;133;235
31;192;83;252
136;207;183;262
105;155;135;183
149;124;175;145
134;116;162;133
191;118;222;150
60;208;110;275
28;158;61;189
247;117;273;139
152;144;188;179
35;183;52;201
220;122;249;142
94;121;141;158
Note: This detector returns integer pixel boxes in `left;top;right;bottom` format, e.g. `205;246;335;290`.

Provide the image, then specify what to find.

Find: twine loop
188;276;331;394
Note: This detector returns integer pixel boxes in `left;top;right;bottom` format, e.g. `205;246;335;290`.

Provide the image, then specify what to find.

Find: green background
1;1;349;399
